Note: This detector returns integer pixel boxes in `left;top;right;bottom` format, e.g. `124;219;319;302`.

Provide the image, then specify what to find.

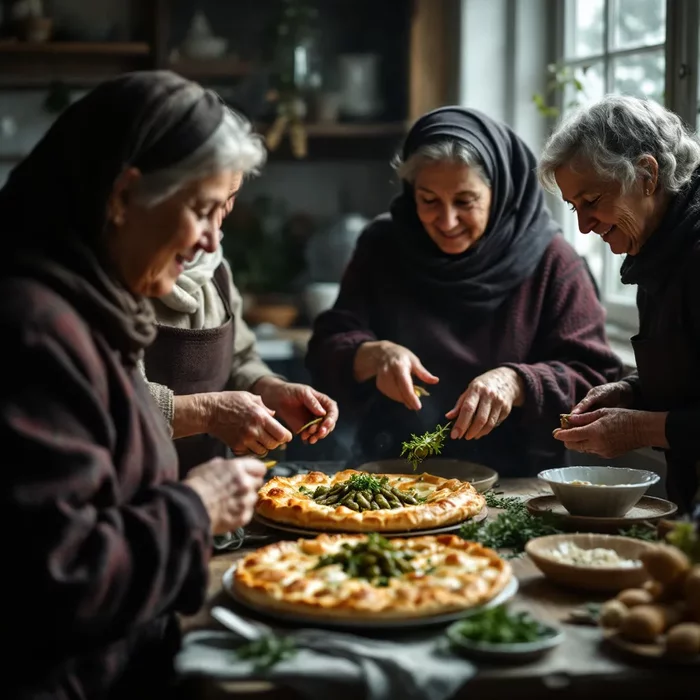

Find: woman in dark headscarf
306;106;623;475
0;71;267;699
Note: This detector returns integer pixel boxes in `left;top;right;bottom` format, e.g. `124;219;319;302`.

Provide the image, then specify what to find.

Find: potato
617;588;654;607
560;414;571;429
619;604;684;643
599;599;629;629
642;580;665;600
665;623;700;656
684;566;700;607
639;545;691;585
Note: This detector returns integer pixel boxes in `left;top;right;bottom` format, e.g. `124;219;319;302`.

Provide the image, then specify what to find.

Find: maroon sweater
0;277;212;699
307;232;623;475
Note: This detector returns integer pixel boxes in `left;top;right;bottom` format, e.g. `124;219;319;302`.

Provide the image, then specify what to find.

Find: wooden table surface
179;477;697;700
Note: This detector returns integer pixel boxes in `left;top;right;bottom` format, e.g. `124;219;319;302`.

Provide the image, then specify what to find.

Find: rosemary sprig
483;491;525;511
235;634;297;671
400;422;452;470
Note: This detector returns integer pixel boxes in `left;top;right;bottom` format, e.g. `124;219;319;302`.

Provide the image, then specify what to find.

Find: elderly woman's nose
437;205;459;230
200;227;219;253
577;210;595;234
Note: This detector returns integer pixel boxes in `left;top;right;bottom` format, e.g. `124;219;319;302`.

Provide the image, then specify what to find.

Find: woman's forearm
172;394;211;439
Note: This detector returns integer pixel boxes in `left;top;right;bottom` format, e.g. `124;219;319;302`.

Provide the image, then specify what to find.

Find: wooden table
179;478;697;700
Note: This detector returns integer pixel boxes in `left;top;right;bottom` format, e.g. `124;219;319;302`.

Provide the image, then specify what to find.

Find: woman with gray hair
544;95;700;512
0;71;271;699
307;107;622;476
140;107;338;478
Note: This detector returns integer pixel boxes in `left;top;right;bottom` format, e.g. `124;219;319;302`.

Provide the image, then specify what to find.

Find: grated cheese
548;541;641;568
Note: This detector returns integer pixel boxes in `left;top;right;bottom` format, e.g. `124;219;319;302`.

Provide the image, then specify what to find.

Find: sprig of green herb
449;605;553;645
235;635;297;671
400;422;452;470
460;504;562;555
483;491;526;511
347;473;389;492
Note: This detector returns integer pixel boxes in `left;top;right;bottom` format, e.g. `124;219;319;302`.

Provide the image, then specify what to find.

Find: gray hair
538;95;700;195
135;107;266;206
392;139;491;187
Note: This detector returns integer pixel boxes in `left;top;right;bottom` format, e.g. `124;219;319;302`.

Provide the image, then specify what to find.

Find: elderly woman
0;72;269;699
541;95;700;513
141;114;338;476
306;107;623;475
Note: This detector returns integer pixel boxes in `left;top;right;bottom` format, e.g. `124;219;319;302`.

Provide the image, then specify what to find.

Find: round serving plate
222;564;518;630
526;495;677;533
252;505;488;538
358;458;499;493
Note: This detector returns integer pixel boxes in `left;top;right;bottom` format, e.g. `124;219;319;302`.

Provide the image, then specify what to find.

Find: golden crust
232;533;512;620
255;469;485;532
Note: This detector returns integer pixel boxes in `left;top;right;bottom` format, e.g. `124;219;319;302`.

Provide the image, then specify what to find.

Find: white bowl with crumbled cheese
537;466;660;517
525;533;655;592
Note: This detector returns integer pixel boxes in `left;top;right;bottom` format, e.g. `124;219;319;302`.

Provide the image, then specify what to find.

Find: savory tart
256;469;486;532
232;533;512;620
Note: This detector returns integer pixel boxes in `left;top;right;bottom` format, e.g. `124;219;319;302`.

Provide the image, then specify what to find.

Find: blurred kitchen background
1;0;693;474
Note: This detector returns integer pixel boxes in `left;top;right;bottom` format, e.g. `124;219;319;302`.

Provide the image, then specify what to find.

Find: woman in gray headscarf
140;111;338;477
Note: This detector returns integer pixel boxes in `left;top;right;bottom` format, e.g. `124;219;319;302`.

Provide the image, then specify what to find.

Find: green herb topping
313;532;416;585
298;474;423;512
235;634;296;671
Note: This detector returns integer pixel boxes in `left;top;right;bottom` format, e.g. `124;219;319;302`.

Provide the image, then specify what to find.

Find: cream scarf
160;232;224;314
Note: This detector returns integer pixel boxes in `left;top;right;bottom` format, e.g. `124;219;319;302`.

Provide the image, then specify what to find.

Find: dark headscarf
389;106;560;317
620;167;700;293
0;71;224;363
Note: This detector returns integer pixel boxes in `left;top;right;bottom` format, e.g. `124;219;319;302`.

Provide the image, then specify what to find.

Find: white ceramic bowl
537;466;660;517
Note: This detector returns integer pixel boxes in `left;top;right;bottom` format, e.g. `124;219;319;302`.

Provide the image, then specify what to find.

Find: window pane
612;50;665;103
563;62;606;111
564;0;604;59
606;253;637;304
611;0;666;50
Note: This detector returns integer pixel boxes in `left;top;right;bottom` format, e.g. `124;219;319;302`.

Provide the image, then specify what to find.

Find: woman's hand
552;408;669;458
570;381;634;415
185;457;266;534
204;390;293;456
253;377;338;444
353;340;439;410
446;367;525;440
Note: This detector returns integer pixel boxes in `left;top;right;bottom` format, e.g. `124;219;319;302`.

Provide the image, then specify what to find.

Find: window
555;0;699;333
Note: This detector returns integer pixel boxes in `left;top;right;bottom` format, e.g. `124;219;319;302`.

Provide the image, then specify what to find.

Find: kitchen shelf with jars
0;0;456;159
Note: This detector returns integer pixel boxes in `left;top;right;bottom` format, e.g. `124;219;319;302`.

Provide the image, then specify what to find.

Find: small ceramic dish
446;618;564;663
525;533;656;592
537;466;660;517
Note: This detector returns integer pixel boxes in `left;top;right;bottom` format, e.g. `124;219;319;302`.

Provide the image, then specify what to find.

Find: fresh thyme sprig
400;422;452;470
235;634;297;671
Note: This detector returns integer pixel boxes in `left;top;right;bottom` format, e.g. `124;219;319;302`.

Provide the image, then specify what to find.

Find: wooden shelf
0;41;150;56
168;57;252;79
257;121;408;138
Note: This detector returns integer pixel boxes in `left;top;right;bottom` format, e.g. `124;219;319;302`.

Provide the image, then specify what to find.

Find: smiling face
554;159;663;256
414;161;492;255
107;169;242;297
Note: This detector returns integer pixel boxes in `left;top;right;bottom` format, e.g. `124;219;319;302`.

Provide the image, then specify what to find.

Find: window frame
552;0;699;333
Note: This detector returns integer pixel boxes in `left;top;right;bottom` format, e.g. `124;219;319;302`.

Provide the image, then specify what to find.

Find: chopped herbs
619;524;658;542
313;532;416;583
483;490;525;511
235;634;296;671
460;496;562;555
449;606;554;645
401;422;452;469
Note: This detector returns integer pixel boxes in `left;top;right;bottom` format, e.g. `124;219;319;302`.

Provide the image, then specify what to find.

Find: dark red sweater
306;231;623;475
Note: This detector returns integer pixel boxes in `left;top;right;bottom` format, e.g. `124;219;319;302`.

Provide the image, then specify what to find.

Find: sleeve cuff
147;382;175;434
665;409;699;457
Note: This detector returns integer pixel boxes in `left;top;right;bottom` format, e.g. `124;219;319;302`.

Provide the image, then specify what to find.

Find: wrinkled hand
206;390;292;456
571;381;634;415
552;408;647;459
446;367;525;440
185;457;266;534
356;341;439;411
256;378;338;443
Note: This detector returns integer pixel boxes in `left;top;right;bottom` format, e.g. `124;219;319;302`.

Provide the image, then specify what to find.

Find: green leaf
400;422;452;470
